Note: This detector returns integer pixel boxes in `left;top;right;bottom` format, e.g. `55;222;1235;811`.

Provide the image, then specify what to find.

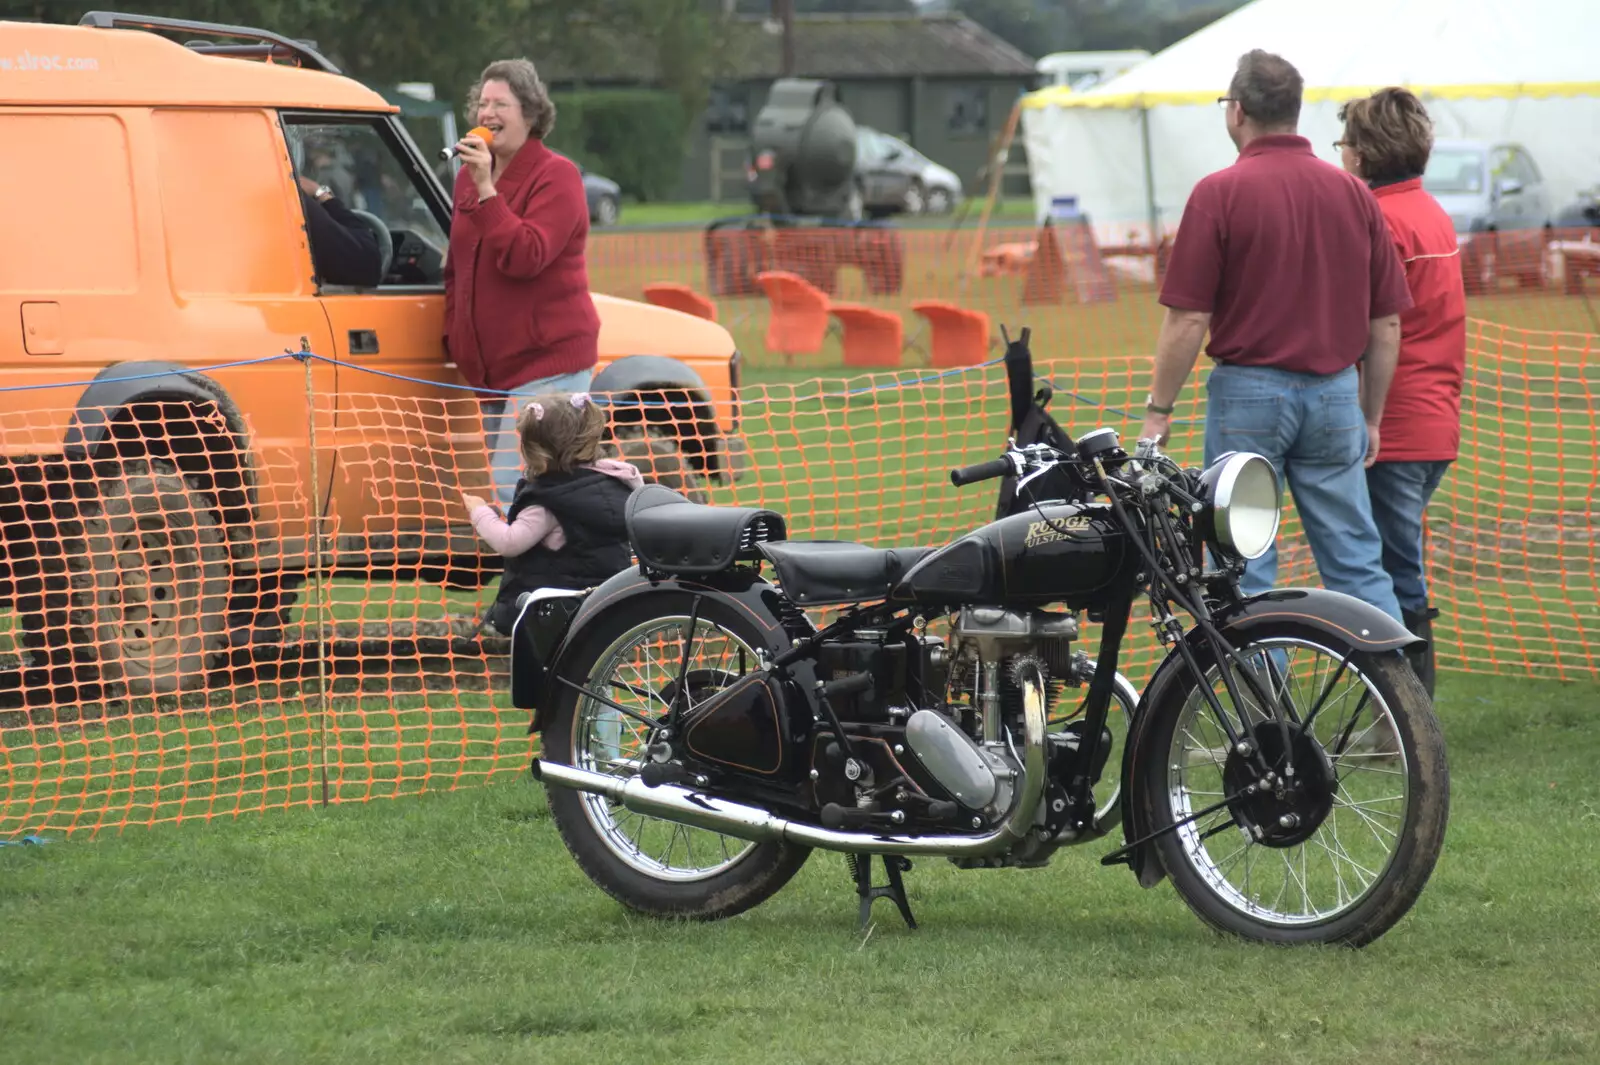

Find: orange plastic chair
642;281;718;321
755;270;830;360
912;300;991;368
830;303;904;368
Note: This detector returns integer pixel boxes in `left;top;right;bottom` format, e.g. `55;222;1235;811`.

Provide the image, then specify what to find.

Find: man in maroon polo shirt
1137;49;1411;623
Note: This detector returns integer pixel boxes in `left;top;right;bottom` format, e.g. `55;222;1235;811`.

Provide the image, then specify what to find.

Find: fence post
300;344;333;809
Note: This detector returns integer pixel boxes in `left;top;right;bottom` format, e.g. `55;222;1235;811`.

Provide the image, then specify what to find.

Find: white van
1034;50;1151;92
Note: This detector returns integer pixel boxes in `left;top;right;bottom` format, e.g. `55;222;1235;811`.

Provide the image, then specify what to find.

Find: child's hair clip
570;392;590;409
528;401;545;422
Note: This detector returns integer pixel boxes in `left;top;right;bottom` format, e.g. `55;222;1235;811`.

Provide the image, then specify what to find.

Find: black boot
1401;606;1440;699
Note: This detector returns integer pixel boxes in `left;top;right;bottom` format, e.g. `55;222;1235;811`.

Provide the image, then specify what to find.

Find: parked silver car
878;131;964;214
852;127;965;217
1423;138;1551;291
1424;138;1551;235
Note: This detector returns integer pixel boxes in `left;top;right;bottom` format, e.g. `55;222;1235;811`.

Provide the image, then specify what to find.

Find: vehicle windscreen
1423;149;1485;195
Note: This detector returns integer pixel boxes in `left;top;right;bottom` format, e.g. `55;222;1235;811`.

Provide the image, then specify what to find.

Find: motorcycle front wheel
542;593;811;920
1137;631;1449;947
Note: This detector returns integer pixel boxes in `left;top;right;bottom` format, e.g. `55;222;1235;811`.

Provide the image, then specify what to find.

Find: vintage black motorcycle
511;328;1450;947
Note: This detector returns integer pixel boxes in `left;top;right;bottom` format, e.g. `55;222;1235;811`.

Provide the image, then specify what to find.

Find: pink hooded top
469;458;644;556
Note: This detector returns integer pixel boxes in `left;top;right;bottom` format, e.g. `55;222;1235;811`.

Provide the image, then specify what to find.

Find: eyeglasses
1216;96;1235;108
1333;139;1352;151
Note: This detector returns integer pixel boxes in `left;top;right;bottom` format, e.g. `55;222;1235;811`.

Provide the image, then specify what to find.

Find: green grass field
2;669;1598;1065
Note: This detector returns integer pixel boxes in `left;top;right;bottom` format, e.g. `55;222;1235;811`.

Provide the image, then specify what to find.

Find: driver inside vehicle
296;173;386;288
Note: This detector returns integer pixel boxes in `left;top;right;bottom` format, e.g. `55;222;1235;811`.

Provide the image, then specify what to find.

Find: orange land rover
0;12;745;701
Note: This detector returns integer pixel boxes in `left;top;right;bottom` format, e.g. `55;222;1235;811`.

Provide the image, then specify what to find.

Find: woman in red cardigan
1337;88;1468;696
445;57;601;505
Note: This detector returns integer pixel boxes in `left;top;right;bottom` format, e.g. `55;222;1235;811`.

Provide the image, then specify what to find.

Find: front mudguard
520;565;818;733
1111;588;1422;889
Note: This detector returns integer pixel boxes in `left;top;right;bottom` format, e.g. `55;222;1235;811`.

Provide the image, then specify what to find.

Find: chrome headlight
1196;452;1281;560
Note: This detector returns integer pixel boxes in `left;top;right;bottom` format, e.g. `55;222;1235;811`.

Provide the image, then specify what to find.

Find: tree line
9;0;1249;116
5;0;724;119
5;0;1247;200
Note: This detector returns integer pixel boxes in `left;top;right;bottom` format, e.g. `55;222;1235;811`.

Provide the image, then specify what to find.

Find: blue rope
0;353;298;394
1041;376;1200;426
814;357;1006;398
0;347;1186;425
0;834;52;847
295;353;1016;409
303;354;523;396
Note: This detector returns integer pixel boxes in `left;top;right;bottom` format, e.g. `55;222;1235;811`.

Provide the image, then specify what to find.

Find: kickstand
847;853;917;931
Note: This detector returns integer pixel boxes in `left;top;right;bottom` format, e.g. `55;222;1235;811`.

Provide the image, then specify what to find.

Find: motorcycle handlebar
950;456;1015;487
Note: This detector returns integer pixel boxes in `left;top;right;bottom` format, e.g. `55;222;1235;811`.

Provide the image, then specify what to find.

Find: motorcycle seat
758;540;933;605
626;484;788;575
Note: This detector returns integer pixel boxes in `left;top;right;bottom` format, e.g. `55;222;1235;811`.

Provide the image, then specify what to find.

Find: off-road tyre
22;458;233;700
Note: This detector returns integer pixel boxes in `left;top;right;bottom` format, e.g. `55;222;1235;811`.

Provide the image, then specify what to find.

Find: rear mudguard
524;566;819;733
1112;588;1422;888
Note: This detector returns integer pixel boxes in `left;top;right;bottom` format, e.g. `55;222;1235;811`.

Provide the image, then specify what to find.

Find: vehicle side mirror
1496;177;1524;197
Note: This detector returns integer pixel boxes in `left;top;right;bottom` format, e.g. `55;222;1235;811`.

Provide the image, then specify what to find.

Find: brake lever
1133;437;1166;464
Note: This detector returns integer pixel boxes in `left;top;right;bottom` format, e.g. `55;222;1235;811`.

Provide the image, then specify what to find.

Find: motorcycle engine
808;608;1105;841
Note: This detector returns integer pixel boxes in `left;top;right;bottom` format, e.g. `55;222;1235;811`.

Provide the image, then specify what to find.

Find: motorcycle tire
1137;630;1449;947
542;592;812;921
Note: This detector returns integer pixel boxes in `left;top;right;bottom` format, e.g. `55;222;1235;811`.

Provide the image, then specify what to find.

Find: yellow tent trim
1020;81;1600;110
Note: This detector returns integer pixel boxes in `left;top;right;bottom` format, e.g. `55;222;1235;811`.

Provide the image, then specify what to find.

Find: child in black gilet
462;392;644;635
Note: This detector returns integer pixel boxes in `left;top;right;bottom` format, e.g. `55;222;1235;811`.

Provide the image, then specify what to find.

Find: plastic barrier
0;317;1594;840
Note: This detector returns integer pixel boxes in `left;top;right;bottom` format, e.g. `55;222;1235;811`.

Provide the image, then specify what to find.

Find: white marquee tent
1017;0;1600;244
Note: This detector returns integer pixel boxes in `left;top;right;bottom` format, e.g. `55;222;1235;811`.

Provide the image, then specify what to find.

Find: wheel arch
63;361;261;527
592;355;729;479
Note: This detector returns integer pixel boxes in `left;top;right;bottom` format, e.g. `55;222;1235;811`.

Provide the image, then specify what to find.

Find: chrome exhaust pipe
535;665;1049;858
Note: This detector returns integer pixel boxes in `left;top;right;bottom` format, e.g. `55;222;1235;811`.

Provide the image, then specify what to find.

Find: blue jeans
1366;460;1451;616
480;369;594;506
1203;363;1403;623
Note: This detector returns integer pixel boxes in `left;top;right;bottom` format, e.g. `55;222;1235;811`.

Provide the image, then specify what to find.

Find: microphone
440;126;494;161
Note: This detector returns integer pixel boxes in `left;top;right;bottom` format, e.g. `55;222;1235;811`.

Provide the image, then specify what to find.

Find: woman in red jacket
1337;88;1468;695
445;58;601;506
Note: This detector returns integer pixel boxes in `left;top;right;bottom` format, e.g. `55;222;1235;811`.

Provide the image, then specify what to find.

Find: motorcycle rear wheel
1138;631;1449;947
542;594;811;920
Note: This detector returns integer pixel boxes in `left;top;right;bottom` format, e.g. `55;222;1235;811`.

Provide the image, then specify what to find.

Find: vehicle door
1;105;340;547
1510;147;1549;226
278;113;484;562
854;129;886;204
858;129;903;207
870;131;914;206
1489;145;1528;230
878;134;920;206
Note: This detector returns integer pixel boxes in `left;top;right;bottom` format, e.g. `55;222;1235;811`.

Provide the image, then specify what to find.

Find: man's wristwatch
1145;393;1175;415
313;184;333;203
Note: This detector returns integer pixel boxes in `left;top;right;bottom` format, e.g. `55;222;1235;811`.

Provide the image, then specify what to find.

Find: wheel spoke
570;615;762;882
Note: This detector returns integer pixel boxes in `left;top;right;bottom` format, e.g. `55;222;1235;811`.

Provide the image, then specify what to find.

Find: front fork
1058;585;1135;836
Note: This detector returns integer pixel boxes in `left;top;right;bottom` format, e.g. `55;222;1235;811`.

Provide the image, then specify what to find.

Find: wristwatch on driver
1145;392;1175;415
313;184;333;203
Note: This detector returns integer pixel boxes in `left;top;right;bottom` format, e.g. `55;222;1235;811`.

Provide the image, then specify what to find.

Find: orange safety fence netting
0;318;1595;839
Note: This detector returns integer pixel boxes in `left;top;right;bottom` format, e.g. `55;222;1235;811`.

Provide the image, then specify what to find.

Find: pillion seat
624;485;929;604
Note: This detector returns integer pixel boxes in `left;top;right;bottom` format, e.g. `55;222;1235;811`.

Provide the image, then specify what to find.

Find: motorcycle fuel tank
891;503;1134;608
